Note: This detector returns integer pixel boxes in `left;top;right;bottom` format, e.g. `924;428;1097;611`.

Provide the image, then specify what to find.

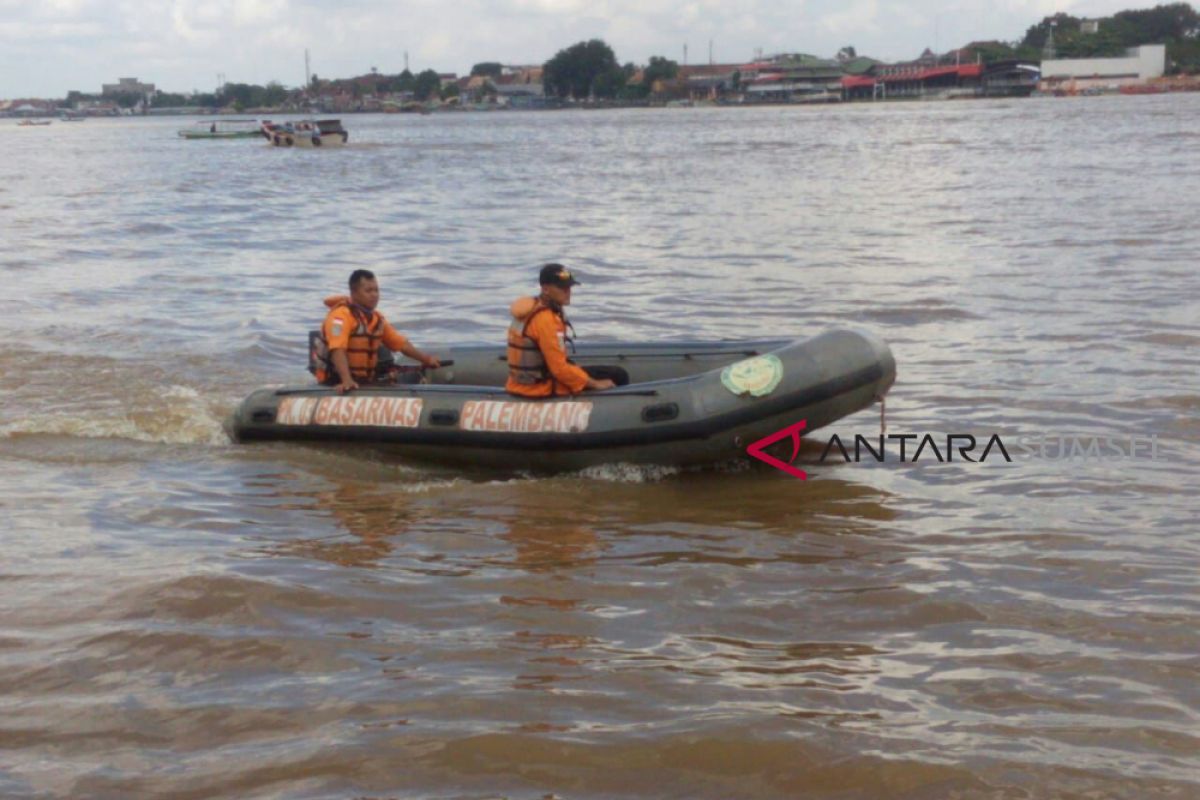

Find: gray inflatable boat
228;329;896;471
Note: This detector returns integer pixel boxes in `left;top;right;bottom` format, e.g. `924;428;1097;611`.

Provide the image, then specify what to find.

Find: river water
2;98;1198;798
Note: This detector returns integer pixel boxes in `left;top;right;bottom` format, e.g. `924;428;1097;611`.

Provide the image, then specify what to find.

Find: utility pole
709;39;713;65
404;51;409;72
304;49;311;89
683;43;688;66
1043;21;1058;60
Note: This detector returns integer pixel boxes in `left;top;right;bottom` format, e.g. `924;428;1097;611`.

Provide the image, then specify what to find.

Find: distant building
501;65;543;84
102;77;155;101
740;54;843;102
1081;19;1100;35
844;49;984;100
494;83;546;109
981;60;1041;97
4;100;56;116
1040;44;1166;93
680;64;742;100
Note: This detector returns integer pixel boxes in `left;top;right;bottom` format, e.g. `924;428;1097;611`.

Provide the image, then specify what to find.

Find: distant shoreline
7;84;1200;121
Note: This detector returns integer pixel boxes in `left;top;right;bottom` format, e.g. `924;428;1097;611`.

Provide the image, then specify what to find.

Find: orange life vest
506;297;575;393
315;302;386;384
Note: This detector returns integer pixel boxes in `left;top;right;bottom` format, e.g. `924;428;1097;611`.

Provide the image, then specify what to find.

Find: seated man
314;269;440;393
506;263;615;397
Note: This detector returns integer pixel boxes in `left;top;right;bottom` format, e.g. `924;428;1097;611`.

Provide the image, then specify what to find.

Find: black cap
539;263;580;288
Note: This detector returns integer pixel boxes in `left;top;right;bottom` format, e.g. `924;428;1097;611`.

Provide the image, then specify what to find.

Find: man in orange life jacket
317;269;440;393
506;263;615;397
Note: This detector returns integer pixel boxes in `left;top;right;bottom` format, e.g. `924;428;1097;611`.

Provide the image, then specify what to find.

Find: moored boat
261;119;348;147
178;119;263;139
17;119;52;127
228;330;896;472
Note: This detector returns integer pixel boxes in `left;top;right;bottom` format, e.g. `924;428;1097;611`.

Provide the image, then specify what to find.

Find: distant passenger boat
177;119;263;139
17;119;52;126
60;113;85;122
261;119;349;147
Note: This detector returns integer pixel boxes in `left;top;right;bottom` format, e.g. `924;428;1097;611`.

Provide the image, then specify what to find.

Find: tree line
542;40;682;100
56;1;1199;109
964;3;1198;72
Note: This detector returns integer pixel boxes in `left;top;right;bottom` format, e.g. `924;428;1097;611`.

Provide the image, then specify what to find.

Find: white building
1040;44;1166;92
101;77;156;100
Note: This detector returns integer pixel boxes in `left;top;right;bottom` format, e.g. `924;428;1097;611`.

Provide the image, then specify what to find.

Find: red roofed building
842;49;987;100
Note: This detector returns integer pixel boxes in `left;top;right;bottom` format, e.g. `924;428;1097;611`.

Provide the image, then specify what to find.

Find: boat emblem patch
721;354;784;397
459;400;593;433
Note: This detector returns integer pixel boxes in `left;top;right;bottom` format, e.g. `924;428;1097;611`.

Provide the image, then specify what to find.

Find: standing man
506;263;615;397
314;269;440;393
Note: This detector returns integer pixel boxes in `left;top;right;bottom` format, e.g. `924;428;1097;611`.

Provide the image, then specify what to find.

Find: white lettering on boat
458;400;593;433
277;396;423;428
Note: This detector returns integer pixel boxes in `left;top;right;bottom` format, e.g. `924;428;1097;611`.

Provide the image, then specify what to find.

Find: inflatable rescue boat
228;330;896;471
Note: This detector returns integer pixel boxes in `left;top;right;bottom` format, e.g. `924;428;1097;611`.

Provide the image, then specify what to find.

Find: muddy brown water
2;99;1198;798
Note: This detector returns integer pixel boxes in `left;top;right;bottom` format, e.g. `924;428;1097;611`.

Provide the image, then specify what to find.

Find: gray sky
2;0;1137;98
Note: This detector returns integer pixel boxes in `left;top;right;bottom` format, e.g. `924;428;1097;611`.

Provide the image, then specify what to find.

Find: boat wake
574;463;682;483
0;385;229;446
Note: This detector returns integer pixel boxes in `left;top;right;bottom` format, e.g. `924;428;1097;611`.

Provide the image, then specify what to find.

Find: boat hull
179;131;263;139
228;330;896;471
265;131;348;147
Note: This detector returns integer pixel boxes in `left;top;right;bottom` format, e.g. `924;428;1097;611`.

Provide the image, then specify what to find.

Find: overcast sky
1;0;1144;98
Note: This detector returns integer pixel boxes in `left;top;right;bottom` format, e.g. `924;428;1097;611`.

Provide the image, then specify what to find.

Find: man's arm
528;315;609;393
323;308;359;393
329;348;357;393
381;321;440;369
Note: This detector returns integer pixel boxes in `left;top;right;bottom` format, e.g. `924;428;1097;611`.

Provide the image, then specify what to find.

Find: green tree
965;40;1018;63
151;91;190;107
1021;13;1083;52
112;92;142;109
65;90;97;107
218;83;254;108
471;62;503;77
1022;4;1200;71
1114;3;1200;42
643;55;679;86
591;67;626;98
1172;36;1200;71
543;39;620;99
413;69;441;100
441;82;461;100
396;69;416;93
263;81;288;106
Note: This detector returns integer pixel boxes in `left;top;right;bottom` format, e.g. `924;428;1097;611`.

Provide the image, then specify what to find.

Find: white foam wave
0;384;230;446
574;462;682;483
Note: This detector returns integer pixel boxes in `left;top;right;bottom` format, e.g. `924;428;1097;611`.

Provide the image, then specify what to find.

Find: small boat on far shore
261;119;348;147
17;119;52;127
178;119;264;139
